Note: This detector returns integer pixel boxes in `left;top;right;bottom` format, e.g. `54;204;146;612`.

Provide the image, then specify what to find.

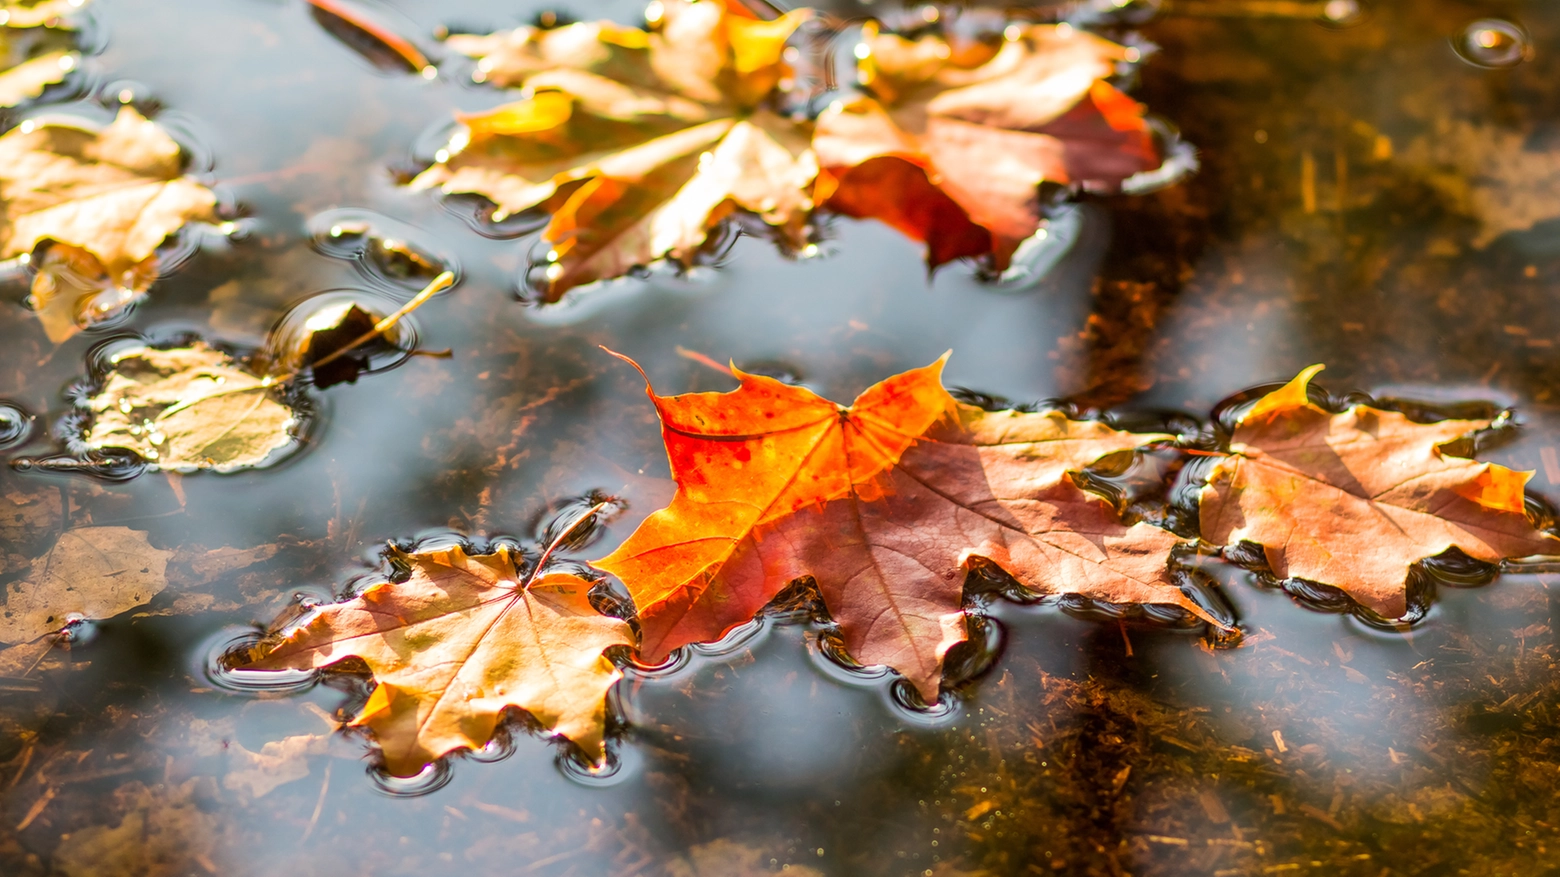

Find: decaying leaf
0;0;87;108
82;342;296;472
593;354;1213;702
0;483;62;573
52;779;233;877
413;0;816;299
240;545;633;776
813;23;1159;268
0;106;217;341
667;839;824;877
261;299;398;389
1200;365;1560;617
0;526;171;645
1399;118;1560;247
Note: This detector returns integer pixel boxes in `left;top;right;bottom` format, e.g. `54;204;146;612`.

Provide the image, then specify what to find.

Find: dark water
3;0;1560;874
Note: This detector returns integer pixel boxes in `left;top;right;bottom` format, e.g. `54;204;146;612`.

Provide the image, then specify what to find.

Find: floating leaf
1200;365;1560;617
0;105;217;341
0;0;87;108
82;342;295;472
813;23;1159;268
241;545;633;776
593;353;1214;702
413;0;816;299
0;525;170;645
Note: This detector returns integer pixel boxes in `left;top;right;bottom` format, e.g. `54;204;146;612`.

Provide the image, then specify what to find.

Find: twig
306;270;455;373
259;270;454;389
6;744;33;791
301;760;331;842
15;786;54;831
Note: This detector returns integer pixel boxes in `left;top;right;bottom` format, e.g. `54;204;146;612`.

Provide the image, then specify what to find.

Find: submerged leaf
82;343;295;472
1200;365;1560;617
0;525;170;645
414;0;815;299
241;546;633;776
26;242;156;343
0;106;217;341
813;23;1159;268
593;354;1212;702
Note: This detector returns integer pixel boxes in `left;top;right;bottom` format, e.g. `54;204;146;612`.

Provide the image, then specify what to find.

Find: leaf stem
524;502;608;589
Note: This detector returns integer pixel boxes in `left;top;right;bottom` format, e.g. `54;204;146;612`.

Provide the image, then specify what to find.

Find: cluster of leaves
237;358;1558;777
0;0;229;343
411;0;1164;299
1;0;1166;475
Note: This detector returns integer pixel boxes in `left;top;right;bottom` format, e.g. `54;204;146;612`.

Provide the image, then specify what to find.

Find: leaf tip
1454;463;1532;515
1244;363;1325;424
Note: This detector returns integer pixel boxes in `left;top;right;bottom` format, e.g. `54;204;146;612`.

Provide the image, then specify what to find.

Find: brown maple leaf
592;353;1216;702
240;545;632;776
813;22;1159;269
0;106;217;341
1200;365;1560;618
411;0;815;299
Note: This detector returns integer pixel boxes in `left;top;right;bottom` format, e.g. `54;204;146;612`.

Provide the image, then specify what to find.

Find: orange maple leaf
812;23;1159;269
593;352;1218;702
241;546;632;776
1200;365;1560;618
411;0;815;300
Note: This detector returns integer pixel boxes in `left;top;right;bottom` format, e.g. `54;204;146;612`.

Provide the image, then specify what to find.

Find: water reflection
2;0;1560;874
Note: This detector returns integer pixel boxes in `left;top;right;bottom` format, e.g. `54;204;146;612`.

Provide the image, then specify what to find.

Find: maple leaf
0;0;85;109
0;106;217;341
592;353;1216;702
1200;365;1560;618
411;0;816;300
240;545;633;776
81;343;296;472
812;23;1159;269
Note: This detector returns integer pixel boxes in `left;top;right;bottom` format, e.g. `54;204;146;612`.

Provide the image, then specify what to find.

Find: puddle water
3;0;1560;874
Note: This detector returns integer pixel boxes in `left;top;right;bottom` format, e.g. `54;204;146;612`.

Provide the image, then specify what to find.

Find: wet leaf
27;242;156;343
0;106;217;341
0;0;86;108
1200;365;1560;617
668;839;824;877
1399;118;1560;247
0;525;170;645
240;546;633;776
413;0;815;299
295;302;384;388
813;23;1159;269
52;779;232;877
592;353;1212;702
82;342;295;472
0;483;61;574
